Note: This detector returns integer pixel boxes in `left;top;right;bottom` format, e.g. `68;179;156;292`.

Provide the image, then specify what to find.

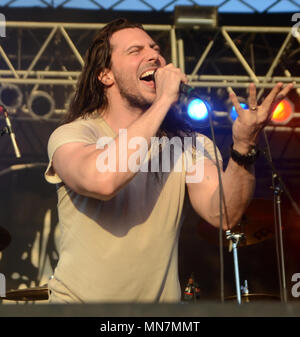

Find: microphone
0;105;21;158
151;70;197;97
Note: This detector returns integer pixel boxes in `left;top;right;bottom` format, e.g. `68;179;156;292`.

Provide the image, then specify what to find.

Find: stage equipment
178;94;212;128
259;146;300;304
3;284;48;301
225;293;280;303
0;105;21;158
27;90;55;119
174;6;218;30
0;84;23;112
226;230;245;304
196;199;279;247
150;70;213;128
271;98;294;124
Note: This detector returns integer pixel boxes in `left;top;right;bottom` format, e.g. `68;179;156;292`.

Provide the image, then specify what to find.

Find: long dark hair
63;18;144;124
64;18;200;138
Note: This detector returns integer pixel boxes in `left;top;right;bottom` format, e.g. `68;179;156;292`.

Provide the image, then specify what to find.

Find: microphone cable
207;98;230;303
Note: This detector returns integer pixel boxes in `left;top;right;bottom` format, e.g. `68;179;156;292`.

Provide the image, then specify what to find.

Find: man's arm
52;64;187;200
187;157;255;229
187;82;293;228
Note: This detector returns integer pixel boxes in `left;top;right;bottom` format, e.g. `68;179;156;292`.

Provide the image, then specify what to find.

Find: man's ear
98;69;114;87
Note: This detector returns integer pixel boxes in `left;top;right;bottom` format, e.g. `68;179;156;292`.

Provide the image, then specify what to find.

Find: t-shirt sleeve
44;120;99;184
185;133;223;171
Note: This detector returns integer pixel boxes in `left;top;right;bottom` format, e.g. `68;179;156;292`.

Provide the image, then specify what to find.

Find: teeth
140;70;155;80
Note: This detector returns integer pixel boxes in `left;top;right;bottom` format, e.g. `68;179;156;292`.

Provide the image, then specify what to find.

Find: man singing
45;18;293;303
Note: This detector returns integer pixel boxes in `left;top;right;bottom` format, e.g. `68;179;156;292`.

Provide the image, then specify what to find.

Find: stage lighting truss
175;25;300;130
0;21;176;120
27;90;55;120
0;20;299;129
0;84;23;113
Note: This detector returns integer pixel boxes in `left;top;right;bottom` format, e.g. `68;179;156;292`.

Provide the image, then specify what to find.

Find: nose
145;47;163;64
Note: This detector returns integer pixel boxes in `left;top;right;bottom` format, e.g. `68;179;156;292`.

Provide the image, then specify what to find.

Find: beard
113;70;152;111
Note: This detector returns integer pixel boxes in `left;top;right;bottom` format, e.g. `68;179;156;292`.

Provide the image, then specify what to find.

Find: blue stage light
187;98;209;121
230;102;248;121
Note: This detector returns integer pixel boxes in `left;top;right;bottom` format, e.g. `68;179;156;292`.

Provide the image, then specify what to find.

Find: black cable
261;128;300;302
207;110;226;303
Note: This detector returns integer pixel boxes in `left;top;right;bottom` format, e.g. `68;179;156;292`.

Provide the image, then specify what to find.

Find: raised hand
229;82;294;153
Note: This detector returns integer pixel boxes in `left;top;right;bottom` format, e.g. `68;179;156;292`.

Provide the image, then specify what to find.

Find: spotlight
0;84;23;112
226;97;249;123
27;91;55;119
187;98;209;121
271;98;294;124
177;94;212;128
174;6;218;30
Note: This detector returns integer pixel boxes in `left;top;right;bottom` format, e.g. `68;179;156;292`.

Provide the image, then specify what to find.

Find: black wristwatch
230;143;259;168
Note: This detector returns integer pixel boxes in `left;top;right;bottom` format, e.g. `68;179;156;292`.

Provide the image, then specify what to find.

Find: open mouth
139;69;156;88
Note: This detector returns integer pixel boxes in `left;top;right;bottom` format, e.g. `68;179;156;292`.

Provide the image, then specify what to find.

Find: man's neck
101;102;145;135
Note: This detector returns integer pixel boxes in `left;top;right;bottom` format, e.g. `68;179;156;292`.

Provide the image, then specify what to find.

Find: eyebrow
125;43;161;53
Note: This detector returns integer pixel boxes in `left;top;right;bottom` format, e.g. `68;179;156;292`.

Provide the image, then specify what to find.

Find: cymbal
4;285;48;301
0;226;11;251
196;199;280;247
225;293;280;303
236;199;279;246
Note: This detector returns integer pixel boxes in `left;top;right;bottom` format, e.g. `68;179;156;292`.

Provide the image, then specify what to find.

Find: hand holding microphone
151;65;191;105
152;66;196;100
0;105;21;158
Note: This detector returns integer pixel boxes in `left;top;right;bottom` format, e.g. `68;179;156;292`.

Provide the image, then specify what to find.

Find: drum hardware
0;105;21;158
2;284;48;301
225;292;280;303
196;199;278;248
241;280;249;296
260;147;300;303
226;229;244;304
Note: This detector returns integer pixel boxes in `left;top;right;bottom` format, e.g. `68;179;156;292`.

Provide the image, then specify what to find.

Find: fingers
261;82;294;115
273;82;294;105
228;88;243;116
260;82;283;111
248;83;257;109
158;63;188;83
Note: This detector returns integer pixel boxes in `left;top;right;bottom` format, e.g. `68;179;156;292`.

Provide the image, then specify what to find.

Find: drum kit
0;198;282;303
193;198;290;304
0;227;49;302
0;101;297;303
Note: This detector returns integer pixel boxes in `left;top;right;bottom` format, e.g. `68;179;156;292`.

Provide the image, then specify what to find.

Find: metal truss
0;21;176;116
1;0;299;13
0;21;299;129
176;25;300;131
180;26;300;90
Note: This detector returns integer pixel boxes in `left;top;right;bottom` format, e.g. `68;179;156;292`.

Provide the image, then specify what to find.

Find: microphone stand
260;131;300;303
0;105;21;158
226;230;244;304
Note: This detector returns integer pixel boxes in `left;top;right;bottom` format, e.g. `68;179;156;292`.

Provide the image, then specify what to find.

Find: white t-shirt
45;115;221;303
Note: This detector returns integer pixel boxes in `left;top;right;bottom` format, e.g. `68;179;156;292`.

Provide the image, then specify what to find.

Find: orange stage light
271;99;294;124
